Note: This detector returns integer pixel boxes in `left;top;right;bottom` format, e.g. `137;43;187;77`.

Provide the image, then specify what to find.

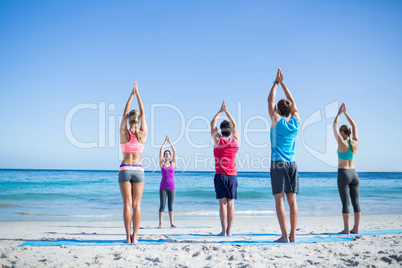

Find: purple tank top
160;163;175;190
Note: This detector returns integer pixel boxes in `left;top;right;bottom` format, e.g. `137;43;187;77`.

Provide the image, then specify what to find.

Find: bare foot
171;224;177;227
274;236;289;243
217;231;226;236
338;229;350;234
350;228;358;234
226;228;232;236
158;225;162;229
289;235;296;242
131;234;138;244
125;236;131;244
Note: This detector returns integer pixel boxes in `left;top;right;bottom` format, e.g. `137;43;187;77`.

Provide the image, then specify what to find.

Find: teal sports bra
337;140;356;160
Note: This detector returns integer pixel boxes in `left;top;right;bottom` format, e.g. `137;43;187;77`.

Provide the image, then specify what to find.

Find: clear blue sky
0;0;401;171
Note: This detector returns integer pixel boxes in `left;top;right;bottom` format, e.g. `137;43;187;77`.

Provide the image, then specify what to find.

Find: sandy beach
0;214;401;267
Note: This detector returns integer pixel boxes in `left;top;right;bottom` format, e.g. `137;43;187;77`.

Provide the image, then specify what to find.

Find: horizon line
0;168;400;173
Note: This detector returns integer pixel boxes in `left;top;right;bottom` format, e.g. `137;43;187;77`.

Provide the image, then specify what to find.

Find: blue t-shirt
270;116;300;162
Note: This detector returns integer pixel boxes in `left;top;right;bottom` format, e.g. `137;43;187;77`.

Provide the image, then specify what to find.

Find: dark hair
164;150;171;157
220;120;232;137
339;125;354;154
277;99;293;117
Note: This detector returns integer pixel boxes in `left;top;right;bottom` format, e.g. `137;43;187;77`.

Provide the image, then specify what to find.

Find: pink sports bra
121;130;145;153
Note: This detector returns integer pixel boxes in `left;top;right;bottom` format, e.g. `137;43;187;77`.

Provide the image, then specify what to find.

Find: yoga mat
325;229;402;236
220;236;355;246
18;239;166;247
166;233;276;240
139;226;211;229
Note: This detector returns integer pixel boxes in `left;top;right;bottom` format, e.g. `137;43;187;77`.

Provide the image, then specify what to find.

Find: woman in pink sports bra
119;81;147;244
158;135;177;228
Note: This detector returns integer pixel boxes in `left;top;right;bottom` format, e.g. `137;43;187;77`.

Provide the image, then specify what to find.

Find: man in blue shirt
267;68;300;243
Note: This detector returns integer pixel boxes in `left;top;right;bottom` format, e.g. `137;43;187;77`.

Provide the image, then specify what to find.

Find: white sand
1;215;401;267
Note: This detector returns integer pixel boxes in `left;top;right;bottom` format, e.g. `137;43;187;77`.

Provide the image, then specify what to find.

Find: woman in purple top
158;135;177;227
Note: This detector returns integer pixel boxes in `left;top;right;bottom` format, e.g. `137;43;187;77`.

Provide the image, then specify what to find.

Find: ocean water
0;169;401;221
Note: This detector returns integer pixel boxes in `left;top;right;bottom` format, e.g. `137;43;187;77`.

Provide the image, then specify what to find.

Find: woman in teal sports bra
333;103;361;234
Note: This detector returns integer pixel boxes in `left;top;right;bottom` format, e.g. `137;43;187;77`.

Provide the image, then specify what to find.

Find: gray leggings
337;169;361;214
159;190;175;212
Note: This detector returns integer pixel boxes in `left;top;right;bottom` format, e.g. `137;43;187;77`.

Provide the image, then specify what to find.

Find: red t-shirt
213;136;238;175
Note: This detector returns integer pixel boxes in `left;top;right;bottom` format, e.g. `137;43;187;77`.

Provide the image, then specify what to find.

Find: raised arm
223;104;239;141
159;136;168;167
133;81;148;135
120;87;136;142
268;69;279;120
123;86;135;117
277;68;300;122
210;101;224;146
343;105;359;142
333;103;345;147
167;135;177;166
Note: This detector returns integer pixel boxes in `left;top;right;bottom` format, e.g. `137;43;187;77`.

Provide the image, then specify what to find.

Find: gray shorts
118;170;145;183
270;161;299;195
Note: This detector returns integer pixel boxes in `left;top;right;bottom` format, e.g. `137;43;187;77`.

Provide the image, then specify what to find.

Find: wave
0;203;19;207
175;210;275;216
18;212;120;218
67;214;120;218
19;212;52;216
312;205;326;210
237;210;275;215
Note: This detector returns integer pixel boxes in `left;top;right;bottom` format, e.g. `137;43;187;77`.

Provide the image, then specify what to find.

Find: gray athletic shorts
118;170;145;183
270;161;299;195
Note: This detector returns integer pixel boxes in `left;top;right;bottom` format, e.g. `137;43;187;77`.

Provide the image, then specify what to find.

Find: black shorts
214;174;238;199
270;161;299;195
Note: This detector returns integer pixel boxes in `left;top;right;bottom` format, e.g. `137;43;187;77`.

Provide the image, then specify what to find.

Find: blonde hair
128;109;140;123
339;125;354;154
127;109;141;140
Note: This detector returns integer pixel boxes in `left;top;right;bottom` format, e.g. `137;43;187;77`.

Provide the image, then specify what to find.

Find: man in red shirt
210;100;239;236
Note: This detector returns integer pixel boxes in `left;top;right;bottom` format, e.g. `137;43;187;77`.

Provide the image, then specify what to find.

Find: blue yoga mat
220;236;355;246
166;233;276;240
18;239;166;247
325;229;402;236
139;226;211;229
